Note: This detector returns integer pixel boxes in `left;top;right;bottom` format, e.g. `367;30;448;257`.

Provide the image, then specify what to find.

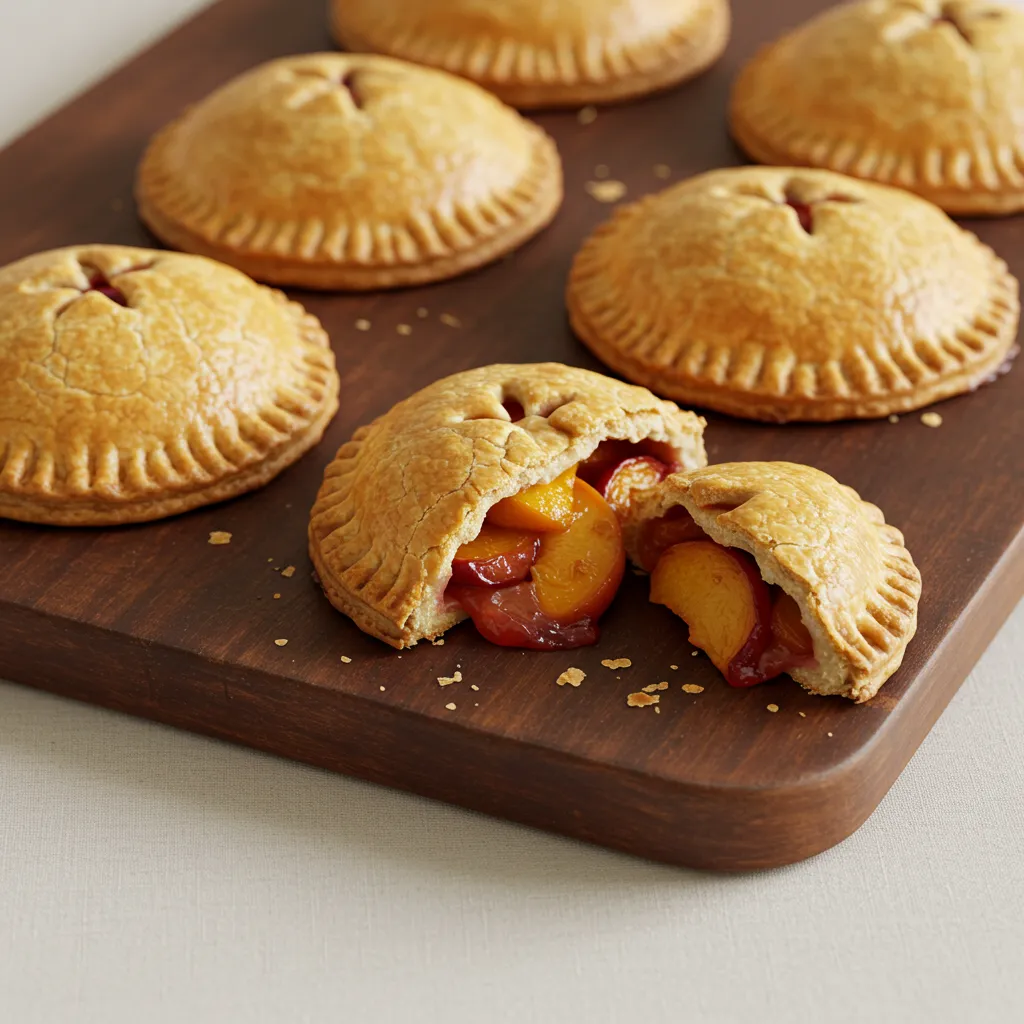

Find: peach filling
639;510;817;686
85;271;128;306
447;442;672;649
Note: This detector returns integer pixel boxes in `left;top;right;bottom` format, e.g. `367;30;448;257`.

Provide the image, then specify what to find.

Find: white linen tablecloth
1;3;1022;1021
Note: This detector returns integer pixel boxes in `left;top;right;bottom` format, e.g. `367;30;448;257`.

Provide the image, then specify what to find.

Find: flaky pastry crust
329;0;731;108
137;53;563;290
730;0;1024;215
309;363;707;648
0;246;339;526
624;462;921;702
568;166;1020;422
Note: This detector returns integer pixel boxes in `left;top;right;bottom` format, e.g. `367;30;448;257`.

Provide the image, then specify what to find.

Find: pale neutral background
1;2;1023;1022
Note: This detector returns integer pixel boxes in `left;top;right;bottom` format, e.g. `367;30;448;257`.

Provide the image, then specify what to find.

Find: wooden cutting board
1;0;1021;871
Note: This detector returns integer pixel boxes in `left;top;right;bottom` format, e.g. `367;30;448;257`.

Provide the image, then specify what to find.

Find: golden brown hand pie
0;245;339;526
568;166;1020;422
730;0;1024;215
136;53;562;290
329;0;731;108
309;363;707;648
624;462;921;702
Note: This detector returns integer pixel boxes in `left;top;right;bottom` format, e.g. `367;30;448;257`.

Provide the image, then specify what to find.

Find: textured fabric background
1;3;1023;1022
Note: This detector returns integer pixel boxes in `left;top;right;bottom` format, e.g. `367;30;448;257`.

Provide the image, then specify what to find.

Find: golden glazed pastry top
309;363;707;648
730;0;1024;214
330;0;731;108
0;246;338;525
568;166;1019;421
137;53;562;288
624;462;921;702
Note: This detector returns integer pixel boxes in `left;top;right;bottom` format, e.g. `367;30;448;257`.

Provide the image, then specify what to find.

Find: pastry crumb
601;658;632;670
208;531;232;545
416;307;429;318
577;105;598;125
470;684;479;691
642;681;668;693
827;731;834;737
888;413;900;424
653;163;671;179
379;685;386;692
280;565;296;578
767;703;779;713
691;650;699;657
670;665;679;671
594;163;610;179
340;656;352;664
585;180;627;203
273;593;281;600
354;318;371;331
654;706;661;714
445;702;457;711
274;638;288;647
396;323;412;336
682;683;704;694
920;411;943;428
437;671;463;686
431;637;445;646
557;667;586;687
627;692;660;707
798;711;807;718
439;313;462;328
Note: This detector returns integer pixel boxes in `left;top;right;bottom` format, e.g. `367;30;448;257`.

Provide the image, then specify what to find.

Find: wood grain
0;0;1021;871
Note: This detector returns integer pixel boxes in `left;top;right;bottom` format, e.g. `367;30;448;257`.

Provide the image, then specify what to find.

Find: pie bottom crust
0;295;340;527
332;2;730;110
568;238;1020;422
137;133;563;291
730;89;1024;217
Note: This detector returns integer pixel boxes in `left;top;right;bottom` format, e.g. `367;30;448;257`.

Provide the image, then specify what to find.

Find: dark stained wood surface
0;0;1021;871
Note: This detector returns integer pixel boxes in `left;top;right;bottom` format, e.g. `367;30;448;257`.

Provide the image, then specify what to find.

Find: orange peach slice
450;524;539;587
596;455;669;516
770;591;814;658
531;478;625;622
488;465;577;532
650;541;772;684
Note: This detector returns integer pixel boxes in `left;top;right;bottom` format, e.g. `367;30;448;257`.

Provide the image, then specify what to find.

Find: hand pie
0;246;339;526
308;363;706;649
730;0;1024;215
568;166;1020;422
136;53;562;290
624;462;921;702
329;0;731;108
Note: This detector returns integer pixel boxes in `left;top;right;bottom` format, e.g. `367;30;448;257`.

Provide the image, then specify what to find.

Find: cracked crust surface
0;245;340;526
329;0;731;108
568;166;1020;422
309;363;707;648
136;53;563;290
624;462;921;702
730;0;1024;215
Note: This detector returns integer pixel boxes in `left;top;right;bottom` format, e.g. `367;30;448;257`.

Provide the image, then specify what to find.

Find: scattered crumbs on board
397;324;412;336
888;414;900;424
438;671;463;687
340;656;352;664
654;706;661;714
682;684;704;694
585;180;627;203
627;692;660;707
445;702;457;711
431;637;445;646
208;531;232;545
642;681;668;693
827;731;834;737
670;664;679;671
439;313;462;328
653;163;671;179
274;639;288;647
557;667;586;687
470;684;479;691
355;318;371;331
767;703;779;713
798;711;806;718
691;650;699;657
379;686;386;692
601;658;631;670
280;565;296;578
577;105;597;125
273;593;281;600
921;411;943;428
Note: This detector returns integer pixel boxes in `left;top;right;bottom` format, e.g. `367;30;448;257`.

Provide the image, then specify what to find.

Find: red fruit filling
86;273;128;306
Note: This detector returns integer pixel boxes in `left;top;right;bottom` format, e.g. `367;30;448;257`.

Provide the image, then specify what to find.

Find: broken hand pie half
137;54;562;290
309;364;706;649
624;462;921;702
0;246;339;526
730;0;1024;215
330;0;731;109
568;166;1020;421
